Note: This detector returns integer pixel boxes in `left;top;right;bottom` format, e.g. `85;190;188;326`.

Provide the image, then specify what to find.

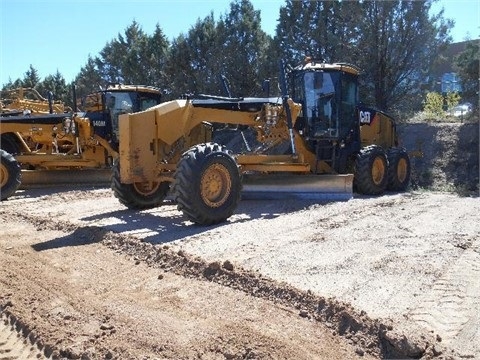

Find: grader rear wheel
354;145;388;195
387;147;411;191
0;149;21;201
173;143;241;225
111;161;170;209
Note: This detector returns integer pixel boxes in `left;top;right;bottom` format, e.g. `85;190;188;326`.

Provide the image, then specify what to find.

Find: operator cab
80;84;162;146
289;61;361;171
290;61;359;142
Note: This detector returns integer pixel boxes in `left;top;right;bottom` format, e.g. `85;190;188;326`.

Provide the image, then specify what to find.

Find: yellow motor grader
0;84;162;200
1;87;67;116
108;60;410;225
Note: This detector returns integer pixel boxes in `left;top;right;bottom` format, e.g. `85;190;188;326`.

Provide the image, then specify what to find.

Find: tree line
2;0;477;116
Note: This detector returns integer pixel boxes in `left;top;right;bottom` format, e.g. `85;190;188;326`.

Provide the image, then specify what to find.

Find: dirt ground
0;121;479;360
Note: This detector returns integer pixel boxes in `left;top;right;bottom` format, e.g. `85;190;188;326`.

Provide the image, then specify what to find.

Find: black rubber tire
111;160;170;209
387;147;411;191
1;149;21;201
1;133;21;155
173;142;241;226
354;145;388;195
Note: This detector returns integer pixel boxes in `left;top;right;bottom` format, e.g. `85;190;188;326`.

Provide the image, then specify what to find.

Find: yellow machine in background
0;84;162;200
110;60;410;225
1;87;67;116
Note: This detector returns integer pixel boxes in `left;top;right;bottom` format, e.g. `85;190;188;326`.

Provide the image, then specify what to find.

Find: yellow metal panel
15;153;101;169
119;110;157;183
361;113;396;149
236;154;298;164
240;163;311;173
236;154;311;173
153;100;190;146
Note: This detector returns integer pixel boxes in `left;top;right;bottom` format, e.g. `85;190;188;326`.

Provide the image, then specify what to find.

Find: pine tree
219;0;271;97
22;65;41;89
455;42;479;108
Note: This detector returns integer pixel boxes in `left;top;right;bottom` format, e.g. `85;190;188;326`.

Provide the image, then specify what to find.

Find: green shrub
423;92;444;117
445;92;461;110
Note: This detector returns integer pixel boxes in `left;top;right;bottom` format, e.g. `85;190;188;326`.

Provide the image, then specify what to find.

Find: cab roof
104;83;162;95
294;61;361;76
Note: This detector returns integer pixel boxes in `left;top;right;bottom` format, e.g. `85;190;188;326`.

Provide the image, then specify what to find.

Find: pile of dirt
398;121;479;194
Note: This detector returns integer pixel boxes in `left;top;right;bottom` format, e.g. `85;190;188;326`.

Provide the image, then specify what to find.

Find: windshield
292;70;357;140
138;92;162;111
305;71;337;125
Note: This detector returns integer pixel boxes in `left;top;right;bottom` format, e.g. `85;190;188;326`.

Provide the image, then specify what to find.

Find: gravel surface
0;121;478;359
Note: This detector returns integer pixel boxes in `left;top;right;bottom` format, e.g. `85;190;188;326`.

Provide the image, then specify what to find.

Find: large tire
354;145;388;195
111;160;170;209
1;133;21;155
1;149;21;201
387;147;411;191
173;142;241;226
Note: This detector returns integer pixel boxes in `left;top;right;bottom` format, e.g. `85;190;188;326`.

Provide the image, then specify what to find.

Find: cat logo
93;120;106;127
359;111;371;124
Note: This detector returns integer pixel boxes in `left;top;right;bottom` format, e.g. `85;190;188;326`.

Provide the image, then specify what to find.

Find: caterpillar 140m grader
0;84;162;200
108;60;410;225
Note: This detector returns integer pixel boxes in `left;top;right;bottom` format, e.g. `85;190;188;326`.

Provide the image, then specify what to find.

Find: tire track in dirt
0;309;51;360
0;209;450;359
408;247;480;358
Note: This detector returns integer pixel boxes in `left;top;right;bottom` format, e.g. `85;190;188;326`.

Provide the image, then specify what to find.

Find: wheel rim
372;157;386;185
397;158;408;183
133;181;161;196
200;163;231;208
0;163;8;187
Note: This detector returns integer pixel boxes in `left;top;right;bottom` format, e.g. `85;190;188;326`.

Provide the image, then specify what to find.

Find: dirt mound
398;122;479;194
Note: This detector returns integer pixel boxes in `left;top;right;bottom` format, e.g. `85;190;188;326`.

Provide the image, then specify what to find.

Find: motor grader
1;87;67;116
109;60;410;225
0;84;162;200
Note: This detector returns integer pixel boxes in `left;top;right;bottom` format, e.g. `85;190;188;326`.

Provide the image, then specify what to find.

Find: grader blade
19;169;111;189
241;174;353;201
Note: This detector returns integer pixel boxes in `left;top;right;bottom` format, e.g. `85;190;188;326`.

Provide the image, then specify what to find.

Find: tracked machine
109;60;410;225
0;84;162;200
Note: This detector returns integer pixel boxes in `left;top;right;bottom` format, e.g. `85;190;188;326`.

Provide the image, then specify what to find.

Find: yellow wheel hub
371;157;386;185
0;163;8;188
133;181;160;196
201;163;231;208
396;158;408;183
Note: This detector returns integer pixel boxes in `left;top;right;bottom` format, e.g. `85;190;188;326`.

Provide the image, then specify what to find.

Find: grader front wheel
173;143;241;225
111;161;170;209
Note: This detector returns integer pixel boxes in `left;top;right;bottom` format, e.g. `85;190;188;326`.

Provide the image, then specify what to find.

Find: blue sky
1;0;478;86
